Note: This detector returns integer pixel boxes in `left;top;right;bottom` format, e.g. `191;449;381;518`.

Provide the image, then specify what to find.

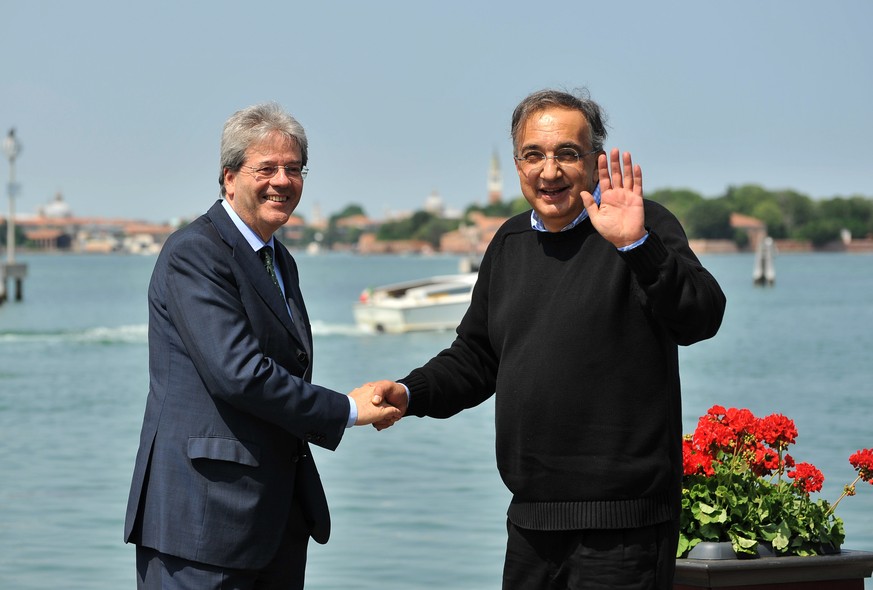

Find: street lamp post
1;128;27;304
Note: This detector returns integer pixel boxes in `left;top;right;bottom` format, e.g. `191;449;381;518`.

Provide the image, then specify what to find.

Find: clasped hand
348;380;407;427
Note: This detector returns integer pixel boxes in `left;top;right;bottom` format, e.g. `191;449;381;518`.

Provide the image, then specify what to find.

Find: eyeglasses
514;148;598;172
242;164;308;180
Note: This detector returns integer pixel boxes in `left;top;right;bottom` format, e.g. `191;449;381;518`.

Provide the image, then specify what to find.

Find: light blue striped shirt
221;200;289;299
529;183;649;251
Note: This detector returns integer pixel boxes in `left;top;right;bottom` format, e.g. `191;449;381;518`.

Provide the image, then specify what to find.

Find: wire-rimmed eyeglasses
243;164;308;180
514;148;598;172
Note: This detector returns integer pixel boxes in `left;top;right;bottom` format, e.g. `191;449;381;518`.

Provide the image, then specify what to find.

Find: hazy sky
2;0;871;223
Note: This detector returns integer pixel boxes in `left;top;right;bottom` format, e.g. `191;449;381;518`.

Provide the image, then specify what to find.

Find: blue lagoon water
0;251;871;589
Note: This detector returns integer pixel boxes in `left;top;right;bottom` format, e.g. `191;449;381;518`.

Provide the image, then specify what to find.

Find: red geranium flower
849;449;873;485
788;462;824;493
748;440;781;477
682;436;714;476
757;413;798;451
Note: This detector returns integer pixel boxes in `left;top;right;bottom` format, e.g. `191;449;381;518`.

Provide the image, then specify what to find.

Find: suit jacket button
297;351;308;364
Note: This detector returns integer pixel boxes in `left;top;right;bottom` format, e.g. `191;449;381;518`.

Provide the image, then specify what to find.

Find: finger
371;393;383;405
580;187;596;211
610;148;622;189
597;153;611;190
622;151;634;191
374;415;399;431
633;163;643;197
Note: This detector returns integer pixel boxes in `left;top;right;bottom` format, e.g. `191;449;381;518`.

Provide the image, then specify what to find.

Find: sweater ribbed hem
507;493;674;531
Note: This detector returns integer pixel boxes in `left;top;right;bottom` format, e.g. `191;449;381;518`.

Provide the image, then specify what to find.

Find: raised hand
348;383;402;426
580;148;646;248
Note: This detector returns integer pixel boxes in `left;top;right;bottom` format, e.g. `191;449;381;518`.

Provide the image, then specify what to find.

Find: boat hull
353;272;476;333
354;299;469;333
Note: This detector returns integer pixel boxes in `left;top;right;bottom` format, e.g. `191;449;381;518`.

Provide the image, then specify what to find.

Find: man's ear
223;168;236;198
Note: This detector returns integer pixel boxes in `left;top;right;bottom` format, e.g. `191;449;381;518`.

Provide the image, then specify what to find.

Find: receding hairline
510;88;608;153
513;107;596;150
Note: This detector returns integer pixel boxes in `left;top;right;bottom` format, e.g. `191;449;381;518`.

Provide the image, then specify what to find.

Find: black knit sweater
399;201;726;531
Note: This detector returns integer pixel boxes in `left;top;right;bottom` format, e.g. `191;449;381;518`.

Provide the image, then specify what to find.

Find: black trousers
136;499;310;590
502;518;679;590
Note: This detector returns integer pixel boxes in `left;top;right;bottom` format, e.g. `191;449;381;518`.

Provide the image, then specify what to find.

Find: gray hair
218;102;308;197
510;88;608;154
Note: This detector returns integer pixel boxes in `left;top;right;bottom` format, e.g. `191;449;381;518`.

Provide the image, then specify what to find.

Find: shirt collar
221;199;275;252
530;183;601;233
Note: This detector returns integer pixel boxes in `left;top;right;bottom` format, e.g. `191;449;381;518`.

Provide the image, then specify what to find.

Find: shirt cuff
617;232;649;251
346;395;357;428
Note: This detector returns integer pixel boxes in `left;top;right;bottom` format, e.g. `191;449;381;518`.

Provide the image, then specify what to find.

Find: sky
1;0;871;223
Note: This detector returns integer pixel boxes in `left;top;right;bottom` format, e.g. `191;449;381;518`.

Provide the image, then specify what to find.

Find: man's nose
540;157;562;178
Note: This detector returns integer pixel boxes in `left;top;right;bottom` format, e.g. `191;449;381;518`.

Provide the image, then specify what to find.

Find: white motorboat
353;272;477;333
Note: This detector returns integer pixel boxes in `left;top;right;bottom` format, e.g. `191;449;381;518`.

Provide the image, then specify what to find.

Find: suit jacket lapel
274;243;312;358
205;201;306;350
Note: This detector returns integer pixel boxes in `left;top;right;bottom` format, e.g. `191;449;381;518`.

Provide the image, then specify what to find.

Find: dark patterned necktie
259;246;281;291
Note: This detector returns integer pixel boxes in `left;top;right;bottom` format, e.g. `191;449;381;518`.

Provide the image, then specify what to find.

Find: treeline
297;199;532;249
648;185;873;247
295;184;873;249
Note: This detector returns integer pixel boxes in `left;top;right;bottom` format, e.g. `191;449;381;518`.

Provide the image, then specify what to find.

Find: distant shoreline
7;244;873;257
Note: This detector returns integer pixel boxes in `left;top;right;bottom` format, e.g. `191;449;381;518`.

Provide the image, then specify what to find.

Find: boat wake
310;320;371;337
0;324;148;345
0;321;411;346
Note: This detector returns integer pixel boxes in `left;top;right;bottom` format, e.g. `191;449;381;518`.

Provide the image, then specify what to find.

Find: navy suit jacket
124;200;350;570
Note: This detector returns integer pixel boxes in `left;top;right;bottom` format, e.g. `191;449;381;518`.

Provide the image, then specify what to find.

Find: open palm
581;148;646;248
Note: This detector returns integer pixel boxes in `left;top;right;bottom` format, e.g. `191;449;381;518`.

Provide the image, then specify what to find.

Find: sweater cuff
397;371;429;417
617;228;669;285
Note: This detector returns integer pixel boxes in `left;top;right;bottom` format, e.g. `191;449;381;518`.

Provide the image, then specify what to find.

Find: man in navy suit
125;102;400;589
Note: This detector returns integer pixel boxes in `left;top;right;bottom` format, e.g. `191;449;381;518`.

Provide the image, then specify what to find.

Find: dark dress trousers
124;200;350;571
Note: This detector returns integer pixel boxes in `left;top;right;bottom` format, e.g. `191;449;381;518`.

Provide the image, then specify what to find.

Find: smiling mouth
539;186;569;200
264;195;289;203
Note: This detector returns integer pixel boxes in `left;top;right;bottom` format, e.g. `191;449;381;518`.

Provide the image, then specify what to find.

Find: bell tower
487;148;502;205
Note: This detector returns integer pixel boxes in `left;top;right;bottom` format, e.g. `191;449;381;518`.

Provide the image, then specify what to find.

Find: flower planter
674;548;873;590
685;541;776;560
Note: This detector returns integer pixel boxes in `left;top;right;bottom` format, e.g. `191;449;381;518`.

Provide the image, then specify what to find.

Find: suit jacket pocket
187;436;261;467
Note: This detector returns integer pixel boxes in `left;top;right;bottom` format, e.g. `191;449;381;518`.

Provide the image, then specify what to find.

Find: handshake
348;381;408;430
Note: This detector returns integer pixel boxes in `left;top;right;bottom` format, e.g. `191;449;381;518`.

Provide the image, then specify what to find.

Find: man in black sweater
370;89;726;589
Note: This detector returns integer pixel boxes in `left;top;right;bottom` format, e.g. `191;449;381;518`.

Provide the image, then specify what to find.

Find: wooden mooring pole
0;262;27;304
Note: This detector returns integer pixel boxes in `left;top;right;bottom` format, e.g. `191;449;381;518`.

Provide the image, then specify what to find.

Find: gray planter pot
674;548;873;590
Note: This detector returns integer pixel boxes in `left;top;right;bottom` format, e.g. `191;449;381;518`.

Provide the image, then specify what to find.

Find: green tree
376;210;444;244
685;199;734;239
724;185;773;215
318;203;369;247
413;216;460;248
509;196;532;216
330;204;366;220
0;223;27;249
647;188;704;226
749;200;786;238
818;197;873;238
775;190;816;236
465;196;534;220
796;219;843;247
